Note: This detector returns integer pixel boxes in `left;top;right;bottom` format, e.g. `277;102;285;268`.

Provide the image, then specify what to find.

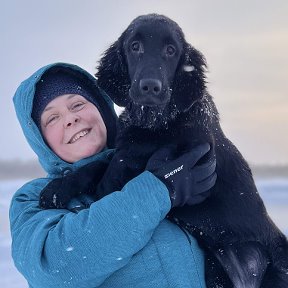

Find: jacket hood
13;62;117;176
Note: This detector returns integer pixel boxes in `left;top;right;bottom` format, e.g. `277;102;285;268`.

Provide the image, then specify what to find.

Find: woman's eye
71;102;85;111
166;45;176;56
46;115;59;125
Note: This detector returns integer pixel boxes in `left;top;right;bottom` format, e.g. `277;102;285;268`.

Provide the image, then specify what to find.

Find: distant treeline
0;160;45;180
0;160;288;180
251;164;288;179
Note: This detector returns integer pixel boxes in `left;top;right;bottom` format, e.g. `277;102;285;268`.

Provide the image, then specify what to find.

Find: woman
10;62;216;287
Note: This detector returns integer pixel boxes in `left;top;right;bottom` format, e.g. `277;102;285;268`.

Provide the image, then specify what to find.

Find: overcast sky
1;0;288;165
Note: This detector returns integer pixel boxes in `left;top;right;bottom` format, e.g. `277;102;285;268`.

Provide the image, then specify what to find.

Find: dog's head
96;14;207;129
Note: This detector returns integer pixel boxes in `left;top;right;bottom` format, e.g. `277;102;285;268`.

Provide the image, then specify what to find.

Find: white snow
183;65;195;72
0;178;287;287
0;179;29;288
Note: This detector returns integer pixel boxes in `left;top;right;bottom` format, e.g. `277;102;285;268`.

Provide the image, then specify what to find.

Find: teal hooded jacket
9;63;206;288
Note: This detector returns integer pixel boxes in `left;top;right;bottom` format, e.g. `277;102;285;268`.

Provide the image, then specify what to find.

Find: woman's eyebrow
67;94;78;100
43;106;54;113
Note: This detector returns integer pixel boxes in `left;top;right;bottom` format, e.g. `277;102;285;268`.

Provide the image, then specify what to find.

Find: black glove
146;143;217;207
39;158;110;209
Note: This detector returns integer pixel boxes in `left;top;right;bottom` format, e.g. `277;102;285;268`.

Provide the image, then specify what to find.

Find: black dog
95;14;288;288
41;14;288;287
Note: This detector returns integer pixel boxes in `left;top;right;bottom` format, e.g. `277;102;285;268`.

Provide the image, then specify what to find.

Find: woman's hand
146;143;217;207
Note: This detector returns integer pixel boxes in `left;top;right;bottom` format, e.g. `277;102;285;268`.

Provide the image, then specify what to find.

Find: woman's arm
10;171;171;288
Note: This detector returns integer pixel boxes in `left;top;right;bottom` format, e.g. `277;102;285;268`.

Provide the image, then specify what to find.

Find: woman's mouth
68;129;91;144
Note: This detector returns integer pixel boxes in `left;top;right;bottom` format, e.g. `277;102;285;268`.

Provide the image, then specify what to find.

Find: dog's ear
172;43;207;112
96;37;130;107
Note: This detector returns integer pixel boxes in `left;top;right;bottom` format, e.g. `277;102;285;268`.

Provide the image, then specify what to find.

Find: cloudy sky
1;0;288;165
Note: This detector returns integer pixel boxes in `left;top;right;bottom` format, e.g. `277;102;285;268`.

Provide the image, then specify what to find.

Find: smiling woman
10;62;217;288
29;66;115;163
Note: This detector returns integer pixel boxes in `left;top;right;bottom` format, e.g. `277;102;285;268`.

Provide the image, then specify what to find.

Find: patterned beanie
32;67;117;148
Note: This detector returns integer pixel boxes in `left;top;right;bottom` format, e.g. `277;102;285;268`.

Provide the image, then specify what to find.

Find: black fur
95;14;288;287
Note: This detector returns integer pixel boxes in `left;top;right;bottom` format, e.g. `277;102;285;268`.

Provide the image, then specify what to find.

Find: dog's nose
139;79;162;96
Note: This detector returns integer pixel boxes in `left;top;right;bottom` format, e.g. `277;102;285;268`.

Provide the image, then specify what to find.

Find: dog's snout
140;79;162;96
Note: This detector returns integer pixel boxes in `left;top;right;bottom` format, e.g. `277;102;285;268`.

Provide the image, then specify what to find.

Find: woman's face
40;94;107;163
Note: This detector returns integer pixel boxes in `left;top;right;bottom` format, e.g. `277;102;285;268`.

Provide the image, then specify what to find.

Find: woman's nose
64;114;80;128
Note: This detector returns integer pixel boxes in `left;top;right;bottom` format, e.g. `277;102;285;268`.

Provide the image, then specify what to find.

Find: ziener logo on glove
164;165;184;179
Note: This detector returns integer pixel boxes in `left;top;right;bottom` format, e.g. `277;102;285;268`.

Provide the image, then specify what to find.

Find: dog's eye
131;41;141;52
166;45;176;56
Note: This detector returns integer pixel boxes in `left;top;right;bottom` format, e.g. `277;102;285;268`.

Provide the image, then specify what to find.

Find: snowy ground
0;180;29;288
1;178;287;287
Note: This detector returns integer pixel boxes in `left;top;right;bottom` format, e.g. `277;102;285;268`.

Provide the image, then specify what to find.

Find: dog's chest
118;121;201;154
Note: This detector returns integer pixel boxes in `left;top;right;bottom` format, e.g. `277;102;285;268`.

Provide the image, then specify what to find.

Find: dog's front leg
95;149;147;200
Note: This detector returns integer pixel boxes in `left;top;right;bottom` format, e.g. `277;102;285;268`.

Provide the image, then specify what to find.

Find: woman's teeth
70;130;89;143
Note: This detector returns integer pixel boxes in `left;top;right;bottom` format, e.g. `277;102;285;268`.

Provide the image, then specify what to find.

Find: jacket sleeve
9;171;171;288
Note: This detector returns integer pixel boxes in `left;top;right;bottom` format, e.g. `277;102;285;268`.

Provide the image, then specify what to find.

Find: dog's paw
39;178;74;209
